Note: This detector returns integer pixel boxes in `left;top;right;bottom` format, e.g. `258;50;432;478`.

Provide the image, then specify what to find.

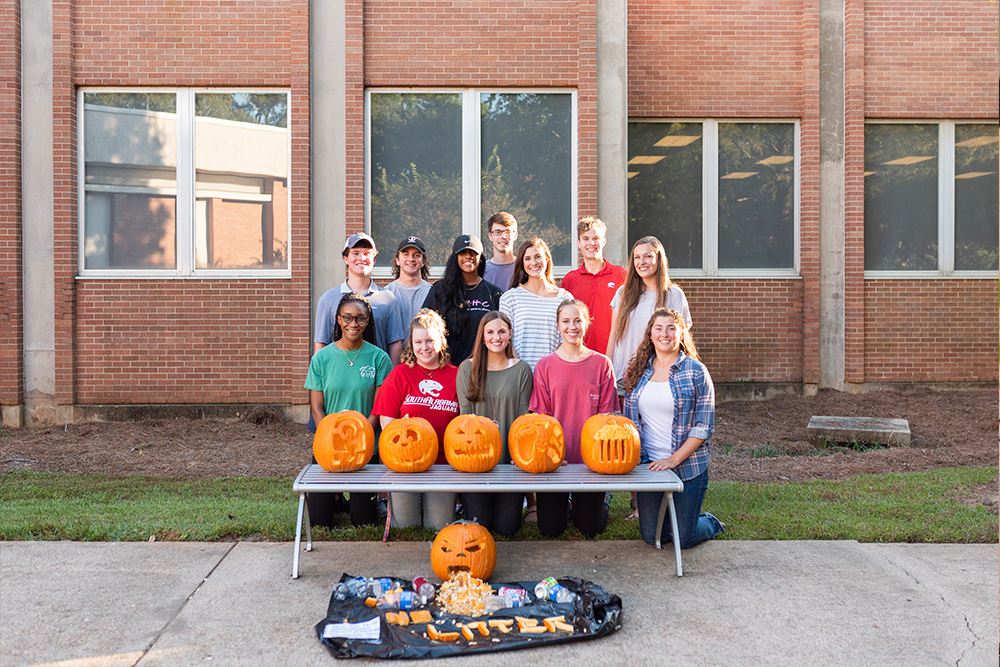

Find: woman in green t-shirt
304;293;392;527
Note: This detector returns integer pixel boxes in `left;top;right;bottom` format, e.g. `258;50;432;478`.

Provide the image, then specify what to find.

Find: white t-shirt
636;379;675;461
609;285;691;380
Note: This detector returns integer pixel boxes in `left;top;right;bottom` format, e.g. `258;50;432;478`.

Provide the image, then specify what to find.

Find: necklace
418;364;439;379
339;344;364;367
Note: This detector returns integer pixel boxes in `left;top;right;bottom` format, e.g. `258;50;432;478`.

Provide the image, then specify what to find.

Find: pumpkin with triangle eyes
431;520;497;581
580;414;641;475
444;415;502;473
508;413;565;474
379;416;438;473
313;410;375;472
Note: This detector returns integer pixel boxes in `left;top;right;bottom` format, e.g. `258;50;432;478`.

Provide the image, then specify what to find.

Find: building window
367;90;576;271
864;121;998;275
627;120;798;276
80;90;291;276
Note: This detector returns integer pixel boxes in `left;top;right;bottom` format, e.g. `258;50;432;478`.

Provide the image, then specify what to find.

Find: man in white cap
385;235;431;328
314;232;404;366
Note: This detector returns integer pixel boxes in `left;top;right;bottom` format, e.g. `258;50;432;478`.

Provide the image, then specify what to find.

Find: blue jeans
389;492;456;531
637;468;722;549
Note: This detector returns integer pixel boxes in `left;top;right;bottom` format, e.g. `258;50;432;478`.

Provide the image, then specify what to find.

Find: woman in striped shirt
498;238;573;370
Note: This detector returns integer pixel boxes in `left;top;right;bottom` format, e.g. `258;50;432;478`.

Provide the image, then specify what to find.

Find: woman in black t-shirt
422;234;503;364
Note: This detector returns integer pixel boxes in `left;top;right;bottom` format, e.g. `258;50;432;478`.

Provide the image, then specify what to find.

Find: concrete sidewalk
1;540;996;666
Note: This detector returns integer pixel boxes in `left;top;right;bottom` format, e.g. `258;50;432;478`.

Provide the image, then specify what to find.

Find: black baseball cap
396;236;427;254
452;234;484;256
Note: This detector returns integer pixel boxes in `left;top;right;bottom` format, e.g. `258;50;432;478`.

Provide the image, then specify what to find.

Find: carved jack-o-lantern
580;414;641;475
313;410;375;472
508;413;565;474
431;520;497;581
444;415;502;473
379;416;438;473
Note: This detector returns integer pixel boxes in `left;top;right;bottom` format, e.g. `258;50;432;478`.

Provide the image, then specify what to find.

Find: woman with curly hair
622;308;724;549
373;309;460;530
421;235;503;364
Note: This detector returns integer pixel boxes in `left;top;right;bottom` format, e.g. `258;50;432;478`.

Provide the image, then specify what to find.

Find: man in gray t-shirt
483;211;519;292
385;236;431;329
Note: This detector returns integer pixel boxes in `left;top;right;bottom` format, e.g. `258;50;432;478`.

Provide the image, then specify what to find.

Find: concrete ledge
807;415;911;447
70;403;309;424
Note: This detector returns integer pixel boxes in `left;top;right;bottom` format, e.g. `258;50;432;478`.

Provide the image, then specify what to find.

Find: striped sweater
499;286;573;370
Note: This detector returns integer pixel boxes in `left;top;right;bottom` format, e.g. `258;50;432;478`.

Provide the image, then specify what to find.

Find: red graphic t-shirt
372;362;460;464
560;261;627;356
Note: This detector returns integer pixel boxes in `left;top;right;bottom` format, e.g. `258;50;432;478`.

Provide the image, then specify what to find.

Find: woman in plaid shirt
622;308;725;548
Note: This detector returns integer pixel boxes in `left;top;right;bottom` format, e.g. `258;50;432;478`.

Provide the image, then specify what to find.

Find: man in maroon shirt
560;217;626;356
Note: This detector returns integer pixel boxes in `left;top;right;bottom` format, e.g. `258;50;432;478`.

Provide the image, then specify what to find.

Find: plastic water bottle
334;576;369;599
497;586;530;608
371;577;393;597
483;595;506;613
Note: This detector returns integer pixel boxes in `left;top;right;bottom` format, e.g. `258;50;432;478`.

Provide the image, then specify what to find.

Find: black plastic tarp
315;573;622;660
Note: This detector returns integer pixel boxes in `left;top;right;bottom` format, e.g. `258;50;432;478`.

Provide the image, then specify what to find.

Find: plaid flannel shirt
622;351;715;482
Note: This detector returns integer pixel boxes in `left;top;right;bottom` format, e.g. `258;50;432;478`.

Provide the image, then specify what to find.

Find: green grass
0;466;995;543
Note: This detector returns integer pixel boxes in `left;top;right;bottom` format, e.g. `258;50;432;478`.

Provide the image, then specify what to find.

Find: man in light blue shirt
314;233;405;365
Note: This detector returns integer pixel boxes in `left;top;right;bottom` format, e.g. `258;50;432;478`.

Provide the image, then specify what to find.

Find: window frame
627;118;801;279
77;88;293;279
365;88;579;279
864;119;999;279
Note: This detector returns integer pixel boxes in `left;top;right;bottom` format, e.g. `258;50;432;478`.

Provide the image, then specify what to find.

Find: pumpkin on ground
379;416;438;473
443;415;502;473
508;413;564;474
580;414;641;475
431;520;497;581
313;410;374;472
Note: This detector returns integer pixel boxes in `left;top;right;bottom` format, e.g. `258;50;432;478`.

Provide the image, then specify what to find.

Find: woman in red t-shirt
373;309;460;530
530;299;618;537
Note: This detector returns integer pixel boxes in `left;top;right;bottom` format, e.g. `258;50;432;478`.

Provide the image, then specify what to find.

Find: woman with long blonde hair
608;236;691;393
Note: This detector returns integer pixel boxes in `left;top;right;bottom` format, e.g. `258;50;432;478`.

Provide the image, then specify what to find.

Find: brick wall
628;0;805;117
865;0;1000;118
0;2;21;408
53;0;311;406
74;281;309;403
863;280;999;382
682;280;804;383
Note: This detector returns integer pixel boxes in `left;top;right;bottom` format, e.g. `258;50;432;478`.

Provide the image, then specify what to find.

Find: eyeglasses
489;229;513;238
338;314;370;324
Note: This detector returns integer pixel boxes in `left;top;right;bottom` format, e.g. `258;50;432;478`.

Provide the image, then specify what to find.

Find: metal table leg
667;492;683;577
292;493;306;578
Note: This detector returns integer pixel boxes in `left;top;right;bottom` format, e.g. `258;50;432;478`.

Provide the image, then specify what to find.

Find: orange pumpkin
313;410;375;472
580;414;641;475
379;416;438;473
444;415;502;473
508;413;565;474
431;520;497;581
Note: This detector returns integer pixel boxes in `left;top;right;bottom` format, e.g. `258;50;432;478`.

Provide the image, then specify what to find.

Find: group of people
304;212;724;550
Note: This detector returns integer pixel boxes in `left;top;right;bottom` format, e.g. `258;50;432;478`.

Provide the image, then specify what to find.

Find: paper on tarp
315;573;622;660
